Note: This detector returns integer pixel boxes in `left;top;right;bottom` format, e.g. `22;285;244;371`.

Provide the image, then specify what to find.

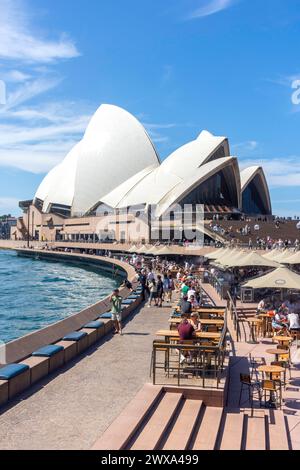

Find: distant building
16;104;272;244
0;215;17;239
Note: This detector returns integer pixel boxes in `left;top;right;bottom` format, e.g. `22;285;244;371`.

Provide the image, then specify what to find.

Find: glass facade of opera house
14;104;272;243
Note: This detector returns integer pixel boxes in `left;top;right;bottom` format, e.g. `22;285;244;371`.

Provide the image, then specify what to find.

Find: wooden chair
150;340;169;378
238;373;261;408
261;379;282;409
248;354;266;380
278;352;292;380
271;361;287;389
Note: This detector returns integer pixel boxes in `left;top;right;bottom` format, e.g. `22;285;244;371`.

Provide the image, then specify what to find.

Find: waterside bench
0;286;143;408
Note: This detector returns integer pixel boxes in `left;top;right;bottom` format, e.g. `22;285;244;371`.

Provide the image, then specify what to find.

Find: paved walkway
0;302;171;450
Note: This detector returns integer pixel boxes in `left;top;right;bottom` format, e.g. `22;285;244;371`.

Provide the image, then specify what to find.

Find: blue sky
0;0;300;216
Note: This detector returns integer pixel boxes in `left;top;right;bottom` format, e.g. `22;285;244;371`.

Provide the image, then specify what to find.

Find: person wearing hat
189;313;202;332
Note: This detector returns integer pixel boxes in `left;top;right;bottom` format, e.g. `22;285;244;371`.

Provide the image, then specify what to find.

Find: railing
227;290;241;342
152;315;228;388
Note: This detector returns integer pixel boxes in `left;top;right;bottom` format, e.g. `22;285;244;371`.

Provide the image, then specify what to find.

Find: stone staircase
91;384;290;450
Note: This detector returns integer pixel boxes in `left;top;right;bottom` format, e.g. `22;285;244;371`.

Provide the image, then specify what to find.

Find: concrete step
130;392;183;450
218;410;244;450
91;384;163;450
244;409;266;450
162;399;203;450
266;409;289;450
192;406;223;450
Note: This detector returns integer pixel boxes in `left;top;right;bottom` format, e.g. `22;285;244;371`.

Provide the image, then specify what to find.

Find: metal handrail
227;290;240;342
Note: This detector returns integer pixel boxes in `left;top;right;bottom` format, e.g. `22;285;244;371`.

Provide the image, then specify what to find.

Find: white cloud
0;70;31;83
232;140;258;156
187;0;237;20
0;0;79;63
0;99;93;173
0;197;20;214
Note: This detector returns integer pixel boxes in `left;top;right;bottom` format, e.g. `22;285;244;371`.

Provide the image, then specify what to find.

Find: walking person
139;270;147;301
148;278;158;307
156;274;164;307
109;288;123;335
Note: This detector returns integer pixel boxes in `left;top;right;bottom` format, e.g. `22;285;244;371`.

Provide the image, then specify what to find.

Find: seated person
178;314;195;340
189;313;202;331
189;294;199;308
121;278;133;291
272;312;286;331
288;312;300;332
180;295;192;315
278;302;289;318
256;299;266;315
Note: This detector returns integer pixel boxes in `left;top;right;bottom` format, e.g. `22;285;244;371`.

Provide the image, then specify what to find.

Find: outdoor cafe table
266;348;289;362
246;317;263;344
257;364;285;408
168;318;224;327
258;313;273;337
155;330;221;342
257;364;285;378
173;307;225;317
273;336;293;346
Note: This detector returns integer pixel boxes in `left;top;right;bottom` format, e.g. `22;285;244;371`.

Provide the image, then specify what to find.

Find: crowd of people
257;298;300;333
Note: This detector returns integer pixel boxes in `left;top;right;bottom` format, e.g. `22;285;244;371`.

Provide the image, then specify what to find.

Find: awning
243;266;300;290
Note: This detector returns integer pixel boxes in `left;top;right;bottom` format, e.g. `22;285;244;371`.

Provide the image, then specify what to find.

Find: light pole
27;205;30;248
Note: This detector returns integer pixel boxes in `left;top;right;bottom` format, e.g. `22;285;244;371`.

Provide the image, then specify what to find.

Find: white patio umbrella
205;247;230;260
281;251;300;265
243;266;300;290
128;245;138;253
218;251;280;269
212;249;246;267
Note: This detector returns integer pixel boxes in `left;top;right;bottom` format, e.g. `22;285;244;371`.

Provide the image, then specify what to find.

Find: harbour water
0;249;119;343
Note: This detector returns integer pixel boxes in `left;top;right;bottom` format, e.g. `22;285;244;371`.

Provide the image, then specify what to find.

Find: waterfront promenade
0;301;171;450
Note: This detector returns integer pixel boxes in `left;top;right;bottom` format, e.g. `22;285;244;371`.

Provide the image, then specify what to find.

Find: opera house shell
33;104;272;220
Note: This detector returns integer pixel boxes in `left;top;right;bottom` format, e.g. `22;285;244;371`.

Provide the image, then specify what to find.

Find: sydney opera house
15;104;272;243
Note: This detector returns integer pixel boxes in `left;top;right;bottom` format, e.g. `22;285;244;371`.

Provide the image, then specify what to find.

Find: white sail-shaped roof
100;131;230;210
71;104;160;215
158;130;229;179
34;104;160;215
41;143;81;212
240;165;272;214
154;157;240;218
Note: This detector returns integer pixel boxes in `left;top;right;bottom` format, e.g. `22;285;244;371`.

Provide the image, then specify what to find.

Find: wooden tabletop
258;313;273;318
258;365;285;373
173;306;225;313
247;317;263;324
273;336;292;342
155;329;221;340
266;348;289;356
168;318;224;326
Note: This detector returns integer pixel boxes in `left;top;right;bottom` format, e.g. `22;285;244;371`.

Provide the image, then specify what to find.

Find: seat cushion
121;299;134;305
63;331;88;342
0;363;29;379
99;312;112;319
32;344;64;357
84;320;104;329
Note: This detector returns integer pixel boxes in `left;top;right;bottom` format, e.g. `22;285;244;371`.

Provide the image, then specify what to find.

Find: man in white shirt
187;287;196;301
288;312;300;331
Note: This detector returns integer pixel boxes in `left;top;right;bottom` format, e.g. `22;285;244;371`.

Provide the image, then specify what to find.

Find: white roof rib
41;142;81;212
100;164;157;209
